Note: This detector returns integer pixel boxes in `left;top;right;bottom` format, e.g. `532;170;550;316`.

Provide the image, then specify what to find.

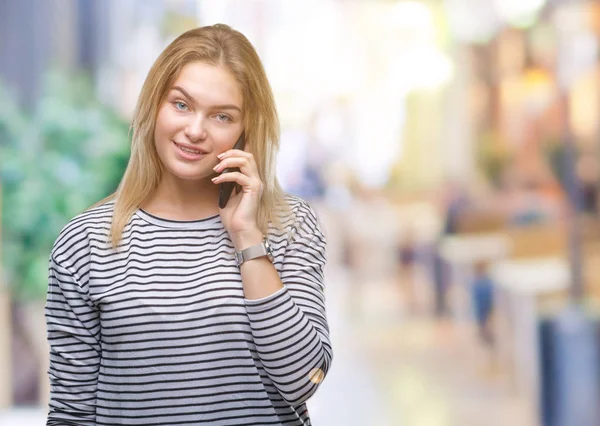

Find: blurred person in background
577;154;600;216
45;24;331;425
470;260;497;376
430;181;471;319
471;261;495;348
396;228;420;314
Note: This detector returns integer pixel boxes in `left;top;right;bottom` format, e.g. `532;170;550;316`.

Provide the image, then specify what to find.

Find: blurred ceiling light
389;47;454;93
444;0;500;43
262;0;364;100
494;0;547;28
352;90;405;188
387;1;433;31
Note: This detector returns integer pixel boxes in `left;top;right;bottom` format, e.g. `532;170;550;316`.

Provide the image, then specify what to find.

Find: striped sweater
45;194;331;425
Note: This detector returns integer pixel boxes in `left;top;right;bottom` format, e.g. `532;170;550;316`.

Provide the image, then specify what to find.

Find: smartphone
218;133;245;208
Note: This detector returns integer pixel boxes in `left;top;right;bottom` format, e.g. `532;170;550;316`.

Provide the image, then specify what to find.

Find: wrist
231;228;263;251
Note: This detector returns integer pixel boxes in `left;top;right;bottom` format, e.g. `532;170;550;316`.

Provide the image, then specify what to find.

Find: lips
173;141;207;155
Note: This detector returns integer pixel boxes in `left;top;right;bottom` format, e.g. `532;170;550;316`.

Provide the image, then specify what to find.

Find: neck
142;175;220;221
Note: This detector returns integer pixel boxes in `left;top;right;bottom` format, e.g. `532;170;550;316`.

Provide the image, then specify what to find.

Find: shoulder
273;193;326;243
275;193;321;226
51;200;115;266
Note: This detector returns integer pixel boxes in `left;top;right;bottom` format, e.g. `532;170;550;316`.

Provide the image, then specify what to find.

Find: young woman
45;24;331;426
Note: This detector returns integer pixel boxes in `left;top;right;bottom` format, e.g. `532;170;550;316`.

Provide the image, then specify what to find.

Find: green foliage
477;130;511;187
0;70;130;300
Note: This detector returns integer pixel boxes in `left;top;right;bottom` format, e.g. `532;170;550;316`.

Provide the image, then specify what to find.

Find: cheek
212;136;230;151
154;108;179;141
213;127;244;150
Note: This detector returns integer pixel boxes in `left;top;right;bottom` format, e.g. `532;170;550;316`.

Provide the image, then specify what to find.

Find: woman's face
154;61;244;182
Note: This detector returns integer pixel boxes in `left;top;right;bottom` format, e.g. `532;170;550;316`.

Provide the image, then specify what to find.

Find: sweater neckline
135;208;222;230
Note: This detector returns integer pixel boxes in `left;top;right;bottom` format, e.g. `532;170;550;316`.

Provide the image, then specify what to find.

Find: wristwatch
234;236;274;267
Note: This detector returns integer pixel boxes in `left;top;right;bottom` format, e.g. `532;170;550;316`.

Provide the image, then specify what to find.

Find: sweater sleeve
244;202;332;406
46;256;101;425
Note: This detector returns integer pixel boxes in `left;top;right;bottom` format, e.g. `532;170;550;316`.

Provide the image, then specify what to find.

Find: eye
174;101;188;111
215;113;233;123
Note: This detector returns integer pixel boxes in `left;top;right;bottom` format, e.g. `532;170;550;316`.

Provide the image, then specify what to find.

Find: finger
212;172;263;195
213;157;252;174
211;171;254;189
217;149;253;161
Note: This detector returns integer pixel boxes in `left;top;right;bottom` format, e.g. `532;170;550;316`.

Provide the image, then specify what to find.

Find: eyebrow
171;86;242;113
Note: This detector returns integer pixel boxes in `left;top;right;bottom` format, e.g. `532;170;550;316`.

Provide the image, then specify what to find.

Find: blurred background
2;0;600;425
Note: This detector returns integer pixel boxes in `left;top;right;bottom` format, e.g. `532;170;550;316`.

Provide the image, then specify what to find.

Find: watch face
264;238;274;262
235;251;244;266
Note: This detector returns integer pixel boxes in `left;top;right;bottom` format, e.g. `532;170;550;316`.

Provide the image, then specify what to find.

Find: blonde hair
95;24;290;248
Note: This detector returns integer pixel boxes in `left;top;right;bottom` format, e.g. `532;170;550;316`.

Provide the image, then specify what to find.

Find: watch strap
235;237;273;266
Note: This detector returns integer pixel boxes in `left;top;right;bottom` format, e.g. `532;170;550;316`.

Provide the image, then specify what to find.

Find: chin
167;166;212;182
176;172;211;182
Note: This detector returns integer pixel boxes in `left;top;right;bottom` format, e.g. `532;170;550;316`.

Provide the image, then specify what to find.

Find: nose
184;114;207;142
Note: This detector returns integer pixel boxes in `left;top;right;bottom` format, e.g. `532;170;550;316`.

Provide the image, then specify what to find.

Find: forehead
171;61;243;107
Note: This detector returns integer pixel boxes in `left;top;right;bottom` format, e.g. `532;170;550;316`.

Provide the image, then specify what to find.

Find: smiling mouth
173;141;206;156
